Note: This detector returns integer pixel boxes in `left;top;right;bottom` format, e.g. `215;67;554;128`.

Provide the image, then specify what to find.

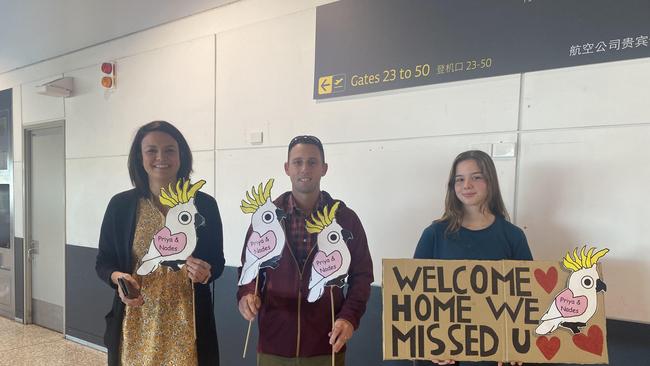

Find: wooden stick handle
331;286;335;366
243;319;253;358
242;275;260;358
192;283;197;340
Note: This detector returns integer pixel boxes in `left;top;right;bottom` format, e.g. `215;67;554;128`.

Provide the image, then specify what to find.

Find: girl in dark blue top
414;150;532;366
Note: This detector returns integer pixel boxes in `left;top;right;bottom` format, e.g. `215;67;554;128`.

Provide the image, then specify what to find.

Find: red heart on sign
573;325;604;356
536;336;561;360
534;266;558;294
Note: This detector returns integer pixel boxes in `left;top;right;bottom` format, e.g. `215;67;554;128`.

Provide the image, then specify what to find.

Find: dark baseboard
65;244;114;344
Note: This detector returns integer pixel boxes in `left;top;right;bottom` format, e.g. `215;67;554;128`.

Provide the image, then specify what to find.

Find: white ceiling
0;0;239;74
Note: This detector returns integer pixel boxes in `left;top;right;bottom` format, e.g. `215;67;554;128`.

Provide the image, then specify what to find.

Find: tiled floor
0;317;106;366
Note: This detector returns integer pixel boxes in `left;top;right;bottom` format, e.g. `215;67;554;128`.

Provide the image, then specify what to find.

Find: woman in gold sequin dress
96;121;224;366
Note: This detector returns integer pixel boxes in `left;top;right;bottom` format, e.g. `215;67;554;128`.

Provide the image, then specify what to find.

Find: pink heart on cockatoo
313;250;343;278
555;288;588;317
246;231;277;259
153;227;188;256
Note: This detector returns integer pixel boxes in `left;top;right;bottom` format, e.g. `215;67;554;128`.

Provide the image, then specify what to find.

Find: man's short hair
287;135;325;162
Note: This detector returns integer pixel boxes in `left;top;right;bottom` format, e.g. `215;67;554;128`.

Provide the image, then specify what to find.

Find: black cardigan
95;189;224;365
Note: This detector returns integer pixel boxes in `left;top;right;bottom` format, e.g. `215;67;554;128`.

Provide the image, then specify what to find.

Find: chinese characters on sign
569;35;649;56
436;58;493;75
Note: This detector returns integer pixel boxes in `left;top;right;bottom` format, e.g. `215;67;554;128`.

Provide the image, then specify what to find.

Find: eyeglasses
288;135;323;150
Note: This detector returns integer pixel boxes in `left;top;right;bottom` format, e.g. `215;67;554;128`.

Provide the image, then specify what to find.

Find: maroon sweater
237;191;374;357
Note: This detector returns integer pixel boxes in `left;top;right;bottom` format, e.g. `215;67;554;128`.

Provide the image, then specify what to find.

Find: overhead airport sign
314;0;650;99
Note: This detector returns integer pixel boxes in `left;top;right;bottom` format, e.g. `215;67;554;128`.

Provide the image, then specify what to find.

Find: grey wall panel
14;237;23;320
347;283;408;365
605;319;650;365
65;244;113;345
213;265;257;366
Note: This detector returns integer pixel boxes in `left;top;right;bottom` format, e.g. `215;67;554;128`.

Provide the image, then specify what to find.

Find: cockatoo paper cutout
535;246;609;335
238;179;287;286
136;179;206;275
306;201;352;303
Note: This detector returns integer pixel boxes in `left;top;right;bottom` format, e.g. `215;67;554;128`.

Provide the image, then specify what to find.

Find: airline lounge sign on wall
313;0;650;99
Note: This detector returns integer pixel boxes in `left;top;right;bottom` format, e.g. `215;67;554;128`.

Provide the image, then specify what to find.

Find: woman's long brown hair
436;150;509;234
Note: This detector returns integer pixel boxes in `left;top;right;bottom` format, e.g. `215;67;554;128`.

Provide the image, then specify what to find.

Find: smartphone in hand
118;277;140;299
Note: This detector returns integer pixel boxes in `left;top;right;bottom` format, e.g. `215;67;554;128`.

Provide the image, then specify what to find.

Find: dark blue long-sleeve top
413;215;533;366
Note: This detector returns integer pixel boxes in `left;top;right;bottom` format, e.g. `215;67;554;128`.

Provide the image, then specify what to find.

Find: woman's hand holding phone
111;272;144;307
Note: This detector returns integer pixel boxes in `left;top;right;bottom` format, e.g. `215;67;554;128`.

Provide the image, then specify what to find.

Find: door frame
23;120;66;333
0;101;15;320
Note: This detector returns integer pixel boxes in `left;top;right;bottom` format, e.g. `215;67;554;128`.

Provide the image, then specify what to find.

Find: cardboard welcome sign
383;250;609;363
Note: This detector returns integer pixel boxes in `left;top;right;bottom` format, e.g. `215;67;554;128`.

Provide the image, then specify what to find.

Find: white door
27;125;65;332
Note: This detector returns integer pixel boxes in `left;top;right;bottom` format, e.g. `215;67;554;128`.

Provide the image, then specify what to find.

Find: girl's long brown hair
436;150;509;234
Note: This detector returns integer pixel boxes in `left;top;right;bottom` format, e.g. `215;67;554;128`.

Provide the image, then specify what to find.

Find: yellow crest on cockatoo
240;178;274;214
159;179;206;208
305;201;341;234
562;246;609;272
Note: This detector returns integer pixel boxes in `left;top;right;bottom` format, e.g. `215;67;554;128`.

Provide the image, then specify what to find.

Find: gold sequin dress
120;198;197;366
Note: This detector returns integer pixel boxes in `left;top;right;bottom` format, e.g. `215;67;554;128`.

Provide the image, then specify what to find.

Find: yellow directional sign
318;75;333;94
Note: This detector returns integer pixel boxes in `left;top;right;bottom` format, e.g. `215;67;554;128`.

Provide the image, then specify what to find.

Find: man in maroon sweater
237;135;374;366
